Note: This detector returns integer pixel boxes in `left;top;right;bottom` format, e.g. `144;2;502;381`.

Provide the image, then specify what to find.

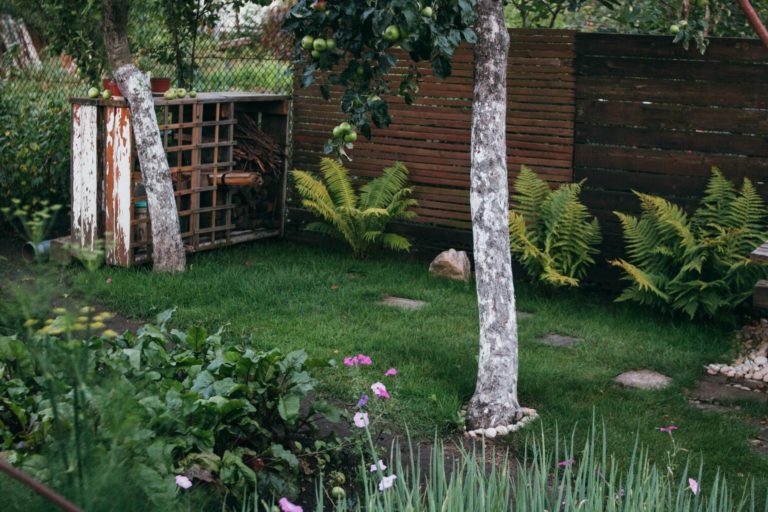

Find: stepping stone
688;377;768;405
535;333;581;347
614;370;672;390
378;295;427;311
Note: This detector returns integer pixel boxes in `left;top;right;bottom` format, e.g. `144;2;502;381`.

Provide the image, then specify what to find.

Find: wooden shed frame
70;92;291;266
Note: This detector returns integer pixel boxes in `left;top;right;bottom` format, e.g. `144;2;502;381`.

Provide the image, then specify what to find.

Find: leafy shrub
0;86;71;222
509;166;601;286
0;310;343;510
611;168;768;318
292;158;417;259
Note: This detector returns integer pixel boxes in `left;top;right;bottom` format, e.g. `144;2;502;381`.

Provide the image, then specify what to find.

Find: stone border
464;407;539;439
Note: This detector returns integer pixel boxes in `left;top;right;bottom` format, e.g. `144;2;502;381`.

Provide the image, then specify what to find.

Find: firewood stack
231;114;285;231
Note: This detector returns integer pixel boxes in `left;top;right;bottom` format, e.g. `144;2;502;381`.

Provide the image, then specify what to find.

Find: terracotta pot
150;77;171;93
101;79;122;97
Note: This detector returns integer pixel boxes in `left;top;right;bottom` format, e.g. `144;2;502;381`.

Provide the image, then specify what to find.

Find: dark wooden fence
290;28;768;265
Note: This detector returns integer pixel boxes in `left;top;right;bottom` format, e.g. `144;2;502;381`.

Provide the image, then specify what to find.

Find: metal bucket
22;239;51;261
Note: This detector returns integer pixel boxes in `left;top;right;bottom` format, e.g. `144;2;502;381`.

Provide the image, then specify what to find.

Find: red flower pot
150;77;171;93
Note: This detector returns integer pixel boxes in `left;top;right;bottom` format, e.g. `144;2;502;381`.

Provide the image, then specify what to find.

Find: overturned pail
22;239;52;261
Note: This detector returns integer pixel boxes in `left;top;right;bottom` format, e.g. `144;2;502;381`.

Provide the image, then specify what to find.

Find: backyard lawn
70;240;768;486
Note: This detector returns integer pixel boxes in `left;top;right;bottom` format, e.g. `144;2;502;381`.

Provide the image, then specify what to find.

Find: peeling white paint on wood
105;106;133;266
71;104;98;250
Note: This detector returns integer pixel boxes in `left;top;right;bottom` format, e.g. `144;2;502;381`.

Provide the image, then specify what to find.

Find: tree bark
101;0;186;272
466;0;522;430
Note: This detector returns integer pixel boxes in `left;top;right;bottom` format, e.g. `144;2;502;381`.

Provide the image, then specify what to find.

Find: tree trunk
101;0;186;272
466;0;522;430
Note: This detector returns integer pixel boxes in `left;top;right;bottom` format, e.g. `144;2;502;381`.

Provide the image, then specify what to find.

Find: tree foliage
291;158;417;259
283;0;477;155
509;166;601;287
611;168;768;318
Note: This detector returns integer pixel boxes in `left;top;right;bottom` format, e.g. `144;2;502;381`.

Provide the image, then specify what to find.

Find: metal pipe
22;239;51;261
738;0;768;48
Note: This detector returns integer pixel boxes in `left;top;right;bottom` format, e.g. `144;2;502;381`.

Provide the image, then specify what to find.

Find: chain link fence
0;2;293;101
0;1;294;227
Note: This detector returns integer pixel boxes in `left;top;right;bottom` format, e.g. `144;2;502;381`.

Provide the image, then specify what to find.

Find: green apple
301;35;315;49
421;6;433;17
344;131;357;143
87;87;99;98
313;38;327;51
188;90;197;98
339;122;352;133
669;24;680;34
311;49;321;59
331;487;346;499
101;89;112;100
383;25;400;42
356;65;365;76
332;125;345;138
176;88;187;98
164;89;176;100
325;38;336;51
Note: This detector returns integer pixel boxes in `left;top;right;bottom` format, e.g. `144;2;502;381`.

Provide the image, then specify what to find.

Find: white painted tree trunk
466;0;522;430
101;0;186;272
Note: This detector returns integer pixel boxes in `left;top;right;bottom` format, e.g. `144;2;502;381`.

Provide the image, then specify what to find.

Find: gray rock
378;296;428;311
536;333;582;347
614;370;672;390
429;249;471;282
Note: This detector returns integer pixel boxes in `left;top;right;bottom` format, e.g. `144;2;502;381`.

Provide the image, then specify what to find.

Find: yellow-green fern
509;166;601;287
292;158;417;259
612;167;768;318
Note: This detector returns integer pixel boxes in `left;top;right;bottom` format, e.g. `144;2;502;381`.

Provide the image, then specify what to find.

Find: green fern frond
360;162;409;209
319;157;357;209
378;233;412;252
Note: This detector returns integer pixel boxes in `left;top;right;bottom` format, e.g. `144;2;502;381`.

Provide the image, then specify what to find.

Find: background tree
101;0;186;272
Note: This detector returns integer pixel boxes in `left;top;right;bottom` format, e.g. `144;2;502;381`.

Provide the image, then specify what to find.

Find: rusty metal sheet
104;106;132;266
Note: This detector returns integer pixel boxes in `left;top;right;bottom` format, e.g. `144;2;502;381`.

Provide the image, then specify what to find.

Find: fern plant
291;158;417;259
509;166;601;286
611;167;768;318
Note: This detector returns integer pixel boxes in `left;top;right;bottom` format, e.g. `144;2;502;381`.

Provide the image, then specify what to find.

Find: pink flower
384;368;398;376
343;354;372;366
558;458;575;467
105;278;112;283
657;425;678;433
689;478;699;495
378;474;397;491
371;382;390;399
357;394;369;407
370;460;387;472
175;475;192;489
278;497;303;512
353;412;369;428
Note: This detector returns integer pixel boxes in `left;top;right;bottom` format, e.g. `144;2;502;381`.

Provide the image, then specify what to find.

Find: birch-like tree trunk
466;0;522;429
101;0;186;272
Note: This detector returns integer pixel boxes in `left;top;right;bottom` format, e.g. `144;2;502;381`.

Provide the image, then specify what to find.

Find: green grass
70;240;768;486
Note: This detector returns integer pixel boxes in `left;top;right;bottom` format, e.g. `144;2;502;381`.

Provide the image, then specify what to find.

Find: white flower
370;460;387;472
353;411;369;428
175;475;192;489
378;474;397;491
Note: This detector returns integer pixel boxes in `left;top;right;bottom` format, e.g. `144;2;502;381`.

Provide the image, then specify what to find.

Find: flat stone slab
688;377;768;405
535;333;581;347
378;296;428;311
615;370;672;390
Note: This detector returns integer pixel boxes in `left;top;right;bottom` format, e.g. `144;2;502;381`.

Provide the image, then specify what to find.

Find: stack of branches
233;114;284;179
